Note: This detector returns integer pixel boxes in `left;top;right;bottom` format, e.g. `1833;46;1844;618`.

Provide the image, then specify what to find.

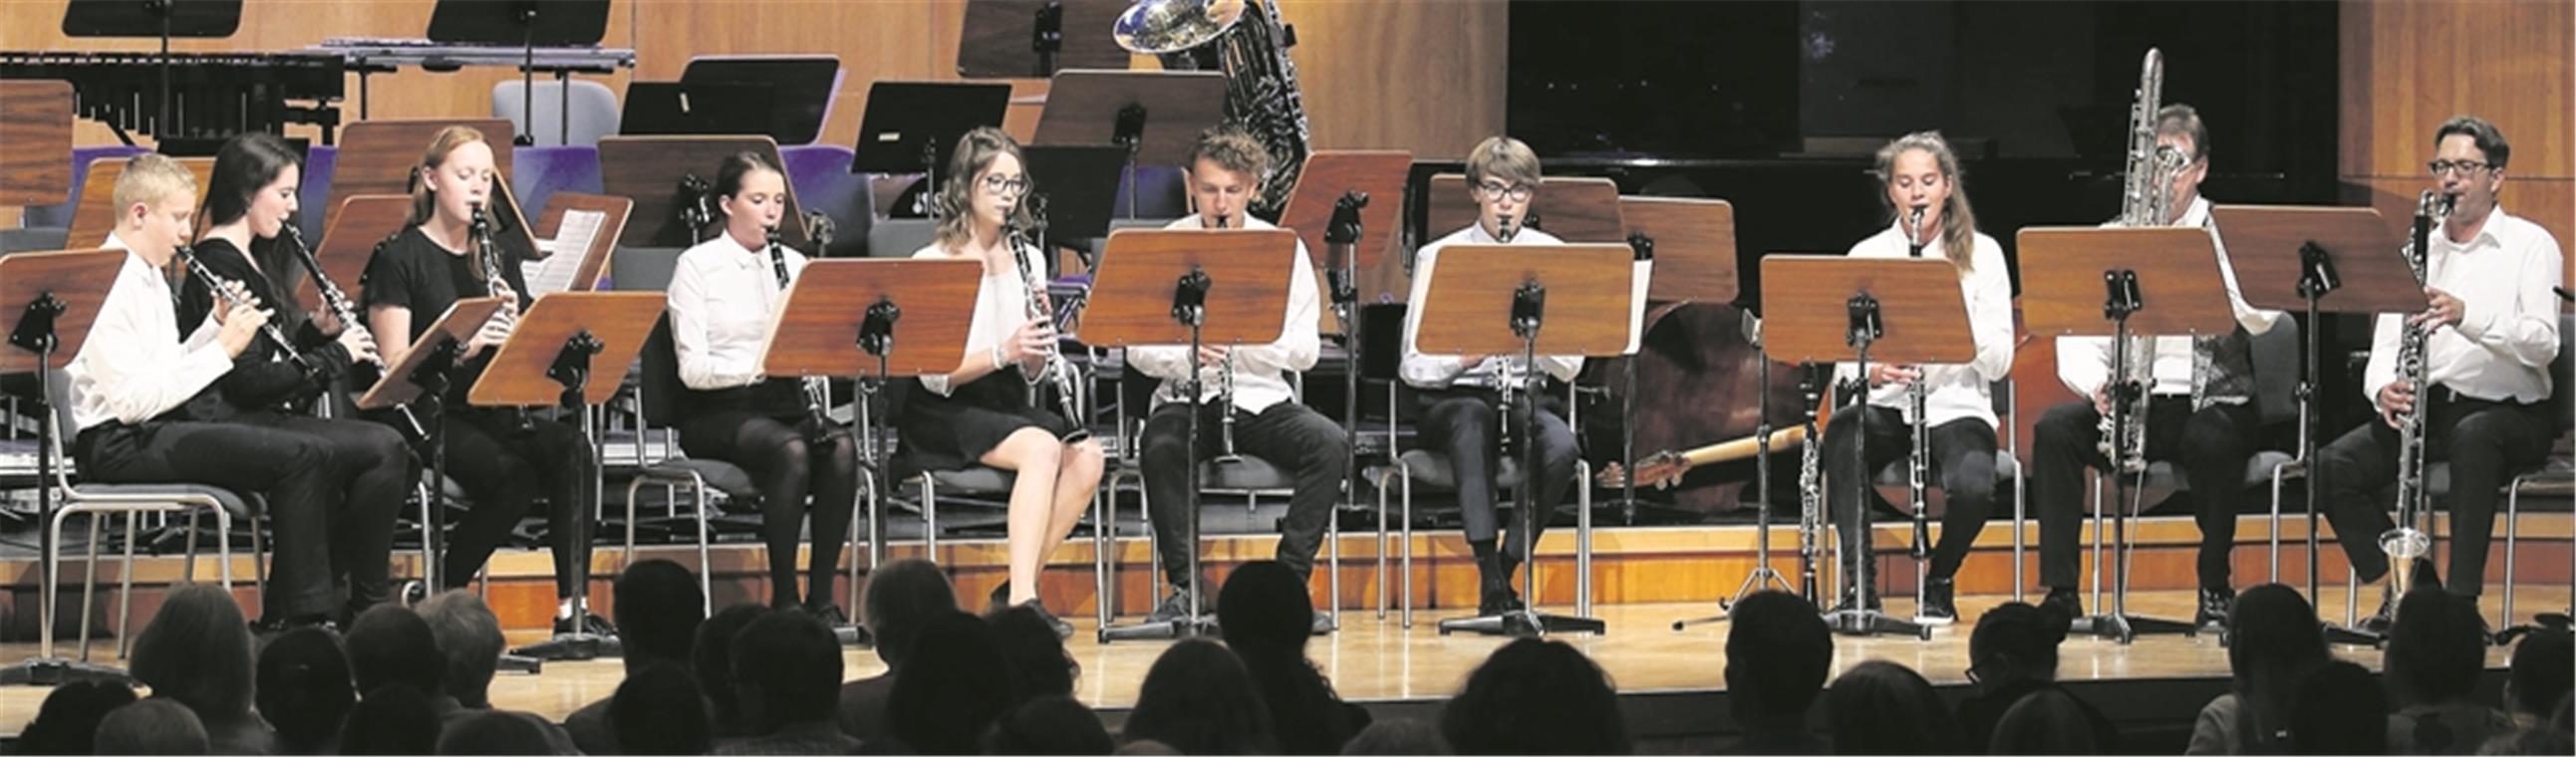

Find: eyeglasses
1475;181;1535;201
2428;159;2491;177
980;174;1030;196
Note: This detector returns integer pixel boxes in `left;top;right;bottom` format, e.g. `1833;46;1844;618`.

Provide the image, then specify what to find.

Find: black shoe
2360;589;2399;634
1309;612;1337;635
1831;586;1885;615
1916;578;1958;626
1144;585;1210;626
806;602;851;628
1478;584;1525;617
251;614;337;636
2041;587;2084;620
2195;587;2237;629
554;613;615;636
988;582;1011;613
1017;599;1074;639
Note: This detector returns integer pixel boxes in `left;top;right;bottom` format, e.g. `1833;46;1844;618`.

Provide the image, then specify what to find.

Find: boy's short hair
111;153;197;216
1465;136;1543;189
1185;126;1271;180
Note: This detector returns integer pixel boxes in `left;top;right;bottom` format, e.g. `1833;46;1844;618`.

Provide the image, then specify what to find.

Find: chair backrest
868;218;938;260
2551;312;2574;438
638;314;684;427
2247;316;2303;427
608;246;685;294
491;80;622;147
778;143;872;258
509;145;606;220
299;145;337;242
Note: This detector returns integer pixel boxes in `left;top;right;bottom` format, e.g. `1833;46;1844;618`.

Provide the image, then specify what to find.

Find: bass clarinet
2381;189;2453;597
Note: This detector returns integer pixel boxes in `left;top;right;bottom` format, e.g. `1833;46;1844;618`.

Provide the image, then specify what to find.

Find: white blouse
666;231;808;390
909;241;1043;396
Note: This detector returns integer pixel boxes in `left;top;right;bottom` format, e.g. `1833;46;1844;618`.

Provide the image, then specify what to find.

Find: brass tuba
1114;0;1312;216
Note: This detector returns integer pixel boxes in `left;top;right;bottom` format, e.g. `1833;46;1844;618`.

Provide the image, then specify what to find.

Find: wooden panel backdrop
0;0;1510;161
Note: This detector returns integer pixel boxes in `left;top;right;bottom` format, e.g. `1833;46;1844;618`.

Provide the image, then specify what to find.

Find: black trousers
2316;390;2551;598
76;414;409;620
1821;404;1996;584
2033;396;2263;592
431;409;591;596
678;409;863;609
1141;399;1349;586
1415;388;1579;563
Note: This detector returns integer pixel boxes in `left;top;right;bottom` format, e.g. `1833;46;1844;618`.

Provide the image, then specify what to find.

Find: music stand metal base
1822;608;1933;639
1673;566;1798;631
1440;609;1605;637
2074;613;2196;644
1098;617;1215;642
509;631;617;661
2322;623;2385;646
834;625;875;646
0;657;130;686
496;652;543;674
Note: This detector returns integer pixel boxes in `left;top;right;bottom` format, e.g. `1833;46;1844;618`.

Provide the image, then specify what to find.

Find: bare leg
982;427;1065;607
1038;439;1108;563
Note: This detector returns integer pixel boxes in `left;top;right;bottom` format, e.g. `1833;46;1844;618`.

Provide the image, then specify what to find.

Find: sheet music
522;209;606;294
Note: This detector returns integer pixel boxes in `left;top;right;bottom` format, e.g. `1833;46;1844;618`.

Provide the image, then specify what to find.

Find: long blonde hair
408;126;488;226
932;126;1033;251
1872;130;1978;271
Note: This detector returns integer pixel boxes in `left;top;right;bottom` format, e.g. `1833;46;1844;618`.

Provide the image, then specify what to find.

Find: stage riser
4;515;2567;634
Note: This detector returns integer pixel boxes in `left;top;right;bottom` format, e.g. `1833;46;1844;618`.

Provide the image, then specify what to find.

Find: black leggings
680;410;864;609
434;409;590;596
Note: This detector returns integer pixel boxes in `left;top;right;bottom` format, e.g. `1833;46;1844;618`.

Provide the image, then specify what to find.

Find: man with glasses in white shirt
2317;116;2564;631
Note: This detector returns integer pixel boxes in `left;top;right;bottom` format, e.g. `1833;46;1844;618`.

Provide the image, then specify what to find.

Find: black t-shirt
362;224;532;402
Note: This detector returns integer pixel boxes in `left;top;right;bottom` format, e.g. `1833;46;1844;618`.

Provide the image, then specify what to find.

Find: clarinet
1902;206;1934;595
469;203;531;432
766;224;835;444
178;242;309;374
1005;215;1089;443
283;222;429;440
1797;363;1826;605
1206;211;1242;460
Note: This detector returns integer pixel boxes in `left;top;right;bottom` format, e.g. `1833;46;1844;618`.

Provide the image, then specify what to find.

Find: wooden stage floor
3;587;2560;738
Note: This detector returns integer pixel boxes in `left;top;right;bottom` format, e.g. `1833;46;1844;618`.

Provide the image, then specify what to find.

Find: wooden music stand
1032;70;1227;167
0;247;127;684
2208;204;2427;643
2018;225;2235;643
1759;254;1971;640
298;194;412;312
469;291;659;660
1424;174;1626;245
527;192;632;293
959;0;1130;78
324;119;531;249
1622;197;1738;305
597;135;805;249
1084;228;1296;640
358;297;506;412
1416;243;1634;637
1;81;76;207
67;156;212;251
1279;150;1411;312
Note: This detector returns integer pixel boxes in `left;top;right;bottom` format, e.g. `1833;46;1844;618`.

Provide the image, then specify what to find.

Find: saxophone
2096;47;2185;473
2381;189;2453;596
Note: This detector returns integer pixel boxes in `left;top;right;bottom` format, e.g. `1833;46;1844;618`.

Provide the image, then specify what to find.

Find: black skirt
895;370;1074;471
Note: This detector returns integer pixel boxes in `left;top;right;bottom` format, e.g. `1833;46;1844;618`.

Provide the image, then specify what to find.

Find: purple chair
510;145;605;221
1110;164;1189;220
778;143;870;257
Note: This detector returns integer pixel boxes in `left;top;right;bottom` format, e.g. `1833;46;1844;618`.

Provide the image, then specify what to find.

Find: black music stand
620;83;777;137
2021;226;2238;643
597;136;805;249
0;249;126;686
958;0;1131;78
763;259;981;644
682;57;840;146
1418;244;1636;637
2210;204;2420;645
1023;144;1129;260
473;292;661;661
1082;229;1298;640
849;82;1011;218
426;0;612;145
1762;255;1975;640
1032;71;1228;219
61;0;240;146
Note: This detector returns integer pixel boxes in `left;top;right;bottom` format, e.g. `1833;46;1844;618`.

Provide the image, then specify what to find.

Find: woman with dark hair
901;126;1104;636
1124;637;1277;755
2186;584;2332;754
1441;637;1628;755
2385;587;2512;754
693;604;772;742
15;680;138;755
1219;560;1369;754
130;584;274;755
886;611;1019;755
176;130;410;628
255;627;357;754
988;603;1079;700
2289;659;2387;755
1819;130;2013;623
1955;601;2113;753
1826;660;1960;755
666;150;864;618
361;125;594;629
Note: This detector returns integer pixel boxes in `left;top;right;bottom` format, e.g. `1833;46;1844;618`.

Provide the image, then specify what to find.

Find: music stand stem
1675;319;1794;631
1;295;128;685
510;332;617;661
1810;295;1933;639
2076;289;2197;643
1441;283;1607;637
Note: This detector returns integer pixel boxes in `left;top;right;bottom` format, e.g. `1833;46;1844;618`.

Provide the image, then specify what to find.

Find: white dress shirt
2361;204;2563;404
1125;215;1322;412
64;234;233;431
1400;224;1583;388
1832;222;2016;428
2056;196;2286;399
909;242;1043;397
667;232;809;390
